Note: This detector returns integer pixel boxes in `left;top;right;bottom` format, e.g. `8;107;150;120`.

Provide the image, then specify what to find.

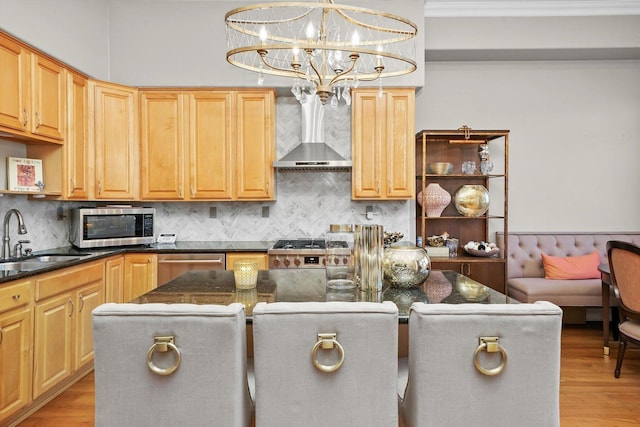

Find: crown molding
424;0;640;17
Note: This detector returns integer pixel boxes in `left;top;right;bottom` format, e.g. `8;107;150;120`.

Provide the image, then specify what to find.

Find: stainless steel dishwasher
157;253;226;286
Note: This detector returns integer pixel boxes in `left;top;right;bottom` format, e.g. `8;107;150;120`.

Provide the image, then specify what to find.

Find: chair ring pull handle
146;336;181;376
473;336;507;376
312;333;345;373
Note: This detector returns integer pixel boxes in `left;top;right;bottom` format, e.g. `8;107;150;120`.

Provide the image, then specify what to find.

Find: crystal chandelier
225;0;417;107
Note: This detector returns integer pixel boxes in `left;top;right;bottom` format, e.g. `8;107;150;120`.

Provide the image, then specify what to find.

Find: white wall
415;59;640;232
0;0;110;79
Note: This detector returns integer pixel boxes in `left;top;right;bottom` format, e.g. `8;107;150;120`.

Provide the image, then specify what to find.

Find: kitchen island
132;269;516;322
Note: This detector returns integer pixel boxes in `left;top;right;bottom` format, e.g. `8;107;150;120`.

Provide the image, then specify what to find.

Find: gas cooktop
271;239;326;250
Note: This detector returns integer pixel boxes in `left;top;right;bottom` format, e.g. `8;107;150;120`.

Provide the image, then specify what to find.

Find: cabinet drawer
0;281;32;313
35;262;104;301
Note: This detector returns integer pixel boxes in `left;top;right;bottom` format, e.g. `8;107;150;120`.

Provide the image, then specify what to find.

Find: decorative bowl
426;235;446;247
427;162;454;175
463;241;500;257
454;185;490;217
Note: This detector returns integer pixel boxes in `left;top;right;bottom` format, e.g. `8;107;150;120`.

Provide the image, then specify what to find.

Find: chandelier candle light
225;0;417;106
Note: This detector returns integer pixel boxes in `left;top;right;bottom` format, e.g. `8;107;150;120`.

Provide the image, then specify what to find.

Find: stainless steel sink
0;261;57;271
29;255;82;263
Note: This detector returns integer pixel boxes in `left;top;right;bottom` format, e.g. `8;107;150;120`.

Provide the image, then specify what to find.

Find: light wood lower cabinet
0;280;33;422
123;253;157;302
32;262;105;399
226;252;268;270
105;255;125;303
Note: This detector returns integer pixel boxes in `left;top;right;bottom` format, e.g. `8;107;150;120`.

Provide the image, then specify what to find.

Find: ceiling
424;0;640;17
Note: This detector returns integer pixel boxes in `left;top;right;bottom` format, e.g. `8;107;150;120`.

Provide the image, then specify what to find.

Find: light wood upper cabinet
140;92;185;199
139;89;274;201
89;80;139;200
0;35;30;134
190;91;234;199
64;71;89;199
352;88;415;200
235;91;275;200
0;32;65;142
30;55;66;141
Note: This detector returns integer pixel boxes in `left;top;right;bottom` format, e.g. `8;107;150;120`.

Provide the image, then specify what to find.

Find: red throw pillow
541;251;601;280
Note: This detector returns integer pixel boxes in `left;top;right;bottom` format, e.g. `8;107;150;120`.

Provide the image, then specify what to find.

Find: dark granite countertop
0;241;272;284
131;269;516;322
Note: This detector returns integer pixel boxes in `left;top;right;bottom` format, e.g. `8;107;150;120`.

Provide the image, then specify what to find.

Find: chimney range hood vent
274;97;352;171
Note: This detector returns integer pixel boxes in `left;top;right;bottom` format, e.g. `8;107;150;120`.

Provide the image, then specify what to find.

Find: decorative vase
418;183;451;217
382;241;430;289
453;185;490;217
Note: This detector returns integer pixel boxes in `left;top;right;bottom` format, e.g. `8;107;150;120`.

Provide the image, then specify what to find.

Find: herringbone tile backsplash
2;97;412;251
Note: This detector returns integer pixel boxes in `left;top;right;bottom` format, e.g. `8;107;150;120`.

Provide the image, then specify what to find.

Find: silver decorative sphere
382;241;430;289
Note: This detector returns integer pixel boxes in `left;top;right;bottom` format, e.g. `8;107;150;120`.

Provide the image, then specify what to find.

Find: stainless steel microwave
69;207;155;248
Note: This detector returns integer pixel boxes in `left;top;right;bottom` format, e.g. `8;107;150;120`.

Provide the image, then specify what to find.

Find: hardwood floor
17;324;640;426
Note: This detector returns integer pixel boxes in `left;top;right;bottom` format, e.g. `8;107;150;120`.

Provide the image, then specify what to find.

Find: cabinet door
226;252;268;270
189;91;234;199
91;81;138;200
235;91;275;200
352;90;384;199
0;306;32;421
74;281;104;369
0;35;29;133
33;292;73;399
64;71;88;199
384;90;415;198
123;254;158;302
30;54;65;140
105;256;125;303
140;92;185;199
431;260;506;294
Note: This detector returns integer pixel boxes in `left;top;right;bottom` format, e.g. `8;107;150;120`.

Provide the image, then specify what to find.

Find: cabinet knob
12;294;20;300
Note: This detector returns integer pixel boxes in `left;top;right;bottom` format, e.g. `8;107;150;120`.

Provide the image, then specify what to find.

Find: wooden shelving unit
415;128;509;293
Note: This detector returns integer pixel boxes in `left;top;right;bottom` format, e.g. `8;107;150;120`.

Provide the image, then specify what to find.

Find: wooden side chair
252;301;399;427
400;302;563;427
607;240;640;378
92;303;252;427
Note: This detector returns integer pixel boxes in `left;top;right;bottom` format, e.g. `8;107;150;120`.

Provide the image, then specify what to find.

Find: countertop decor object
454;184;490;217
418;183;451;217
233;260;259;289
382;241;430;289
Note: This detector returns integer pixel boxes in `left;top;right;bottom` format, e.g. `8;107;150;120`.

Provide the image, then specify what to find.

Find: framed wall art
7;157;44;192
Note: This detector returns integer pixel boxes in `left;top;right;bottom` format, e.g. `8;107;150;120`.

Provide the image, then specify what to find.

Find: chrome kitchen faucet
2;208;28;260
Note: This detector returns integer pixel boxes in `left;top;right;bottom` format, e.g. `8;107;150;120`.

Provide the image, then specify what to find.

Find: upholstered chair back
92;303;252;427
401;302;562;427
252;301;399;427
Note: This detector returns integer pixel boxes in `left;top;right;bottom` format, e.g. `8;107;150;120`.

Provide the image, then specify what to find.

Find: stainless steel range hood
274;97;352;171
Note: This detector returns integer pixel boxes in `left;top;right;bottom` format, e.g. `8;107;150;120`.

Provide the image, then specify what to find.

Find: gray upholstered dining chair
400;301;563;427
252;301;399;427
607;240;640;378
92;303;252;427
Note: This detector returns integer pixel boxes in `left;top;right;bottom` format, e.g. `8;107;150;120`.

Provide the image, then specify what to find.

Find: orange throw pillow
541;251;601;280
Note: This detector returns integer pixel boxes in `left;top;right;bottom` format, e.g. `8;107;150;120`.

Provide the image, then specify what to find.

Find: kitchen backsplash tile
1;97;411;251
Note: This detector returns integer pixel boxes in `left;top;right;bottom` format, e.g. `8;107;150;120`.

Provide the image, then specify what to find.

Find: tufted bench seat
497;232;640;308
